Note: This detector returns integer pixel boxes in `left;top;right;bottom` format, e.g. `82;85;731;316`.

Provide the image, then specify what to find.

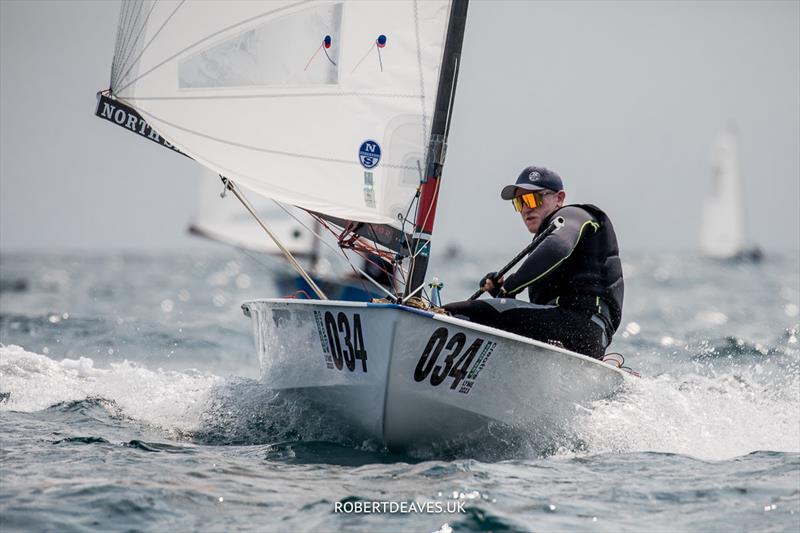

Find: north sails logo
528;171;541;182
359;140;381;169
95;93;184;156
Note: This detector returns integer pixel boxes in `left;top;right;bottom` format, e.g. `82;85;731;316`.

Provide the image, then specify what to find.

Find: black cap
500;166;564;200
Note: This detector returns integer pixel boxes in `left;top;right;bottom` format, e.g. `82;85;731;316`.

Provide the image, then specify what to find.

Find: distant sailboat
699;126;762;261
189;168;315;256
188;168;387;300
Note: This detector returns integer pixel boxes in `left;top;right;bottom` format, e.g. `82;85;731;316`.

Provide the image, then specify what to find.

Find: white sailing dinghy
700;126;762;261
97;0;626;450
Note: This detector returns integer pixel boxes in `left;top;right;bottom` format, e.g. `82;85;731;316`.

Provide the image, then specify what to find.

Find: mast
404;0;469;297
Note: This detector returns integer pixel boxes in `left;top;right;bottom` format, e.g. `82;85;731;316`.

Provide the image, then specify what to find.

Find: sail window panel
113;1;319;96
178;3;342;89
381;116;426;221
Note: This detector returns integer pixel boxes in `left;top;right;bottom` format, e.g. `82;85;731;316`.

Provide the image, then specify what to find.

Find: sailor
444;166;624;359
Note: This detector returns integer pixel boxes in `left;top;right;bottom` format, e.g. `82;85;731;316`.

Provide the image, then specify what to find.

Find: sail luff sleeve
404;0;469;296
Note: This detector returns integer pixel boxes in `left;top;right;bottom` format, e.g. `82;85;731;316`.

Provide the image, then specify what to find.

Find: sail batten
120;91;426;101
107;0;453;231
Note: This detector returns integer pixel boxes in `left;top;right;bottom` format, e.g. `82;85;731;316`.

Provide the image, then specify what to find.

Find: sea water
1;251;798;532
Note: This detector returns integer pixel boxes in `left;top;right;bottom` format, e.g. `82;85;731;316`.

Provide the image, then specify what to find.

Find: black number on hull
337;312;356;371
324;311;343;370
449;338;484;390
430;333;466;386
352;314;368;372
323;311;368;373
414;328;488;391
414;327;448;382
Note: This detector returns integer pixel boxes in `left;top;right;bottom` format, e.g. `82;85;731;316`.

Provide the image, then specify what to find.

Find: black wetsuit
444;204;624;359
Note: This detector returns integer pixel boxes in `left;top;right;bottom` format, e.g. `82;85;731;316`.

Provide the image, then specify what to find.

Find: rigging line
344;233;396;280
404;184;424;284
116;0;186;93
403;184;421;234
116;0;308;95
120;0;145;51
271;202;397;301
394;261;407;287
353;248;394;290
113;0;144;87
354;245;398;296
337;246;375;298
114;1;136;60
402;164;425;241
407;175;430;262
111;0;133;86
400;189;420;261
238;245;284;276
114;0;160;89
357;249;396;281
443;55;459;138
114;0;146;85
125;100;421;171
338;245;398;302
123;91;422;101
361;223;396;262
226;179;328;300
401;281;425;303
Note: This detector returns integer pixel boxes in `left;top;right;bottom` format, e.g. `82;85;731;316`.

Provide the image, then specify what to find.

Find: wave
0;345;369;449
568;359;800;460
3;344;798;461
0;345;221;435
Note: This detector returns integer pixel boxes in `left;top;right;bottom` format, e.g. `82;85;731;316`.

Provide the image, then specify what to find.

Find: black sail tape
94;92;187;158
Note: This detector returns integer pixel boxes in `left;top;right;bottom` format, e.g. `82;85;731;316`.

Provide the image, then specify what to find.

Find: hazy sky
1;0;798;255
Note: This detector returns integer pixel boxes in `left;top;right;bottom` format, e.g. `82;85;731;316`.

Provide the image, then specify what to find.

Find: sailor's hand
480;272;504;297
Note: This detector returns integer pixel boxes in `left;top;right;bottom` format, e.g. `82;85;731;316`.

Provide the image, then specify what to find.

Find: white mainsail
109;0;452;228
188;168;315;255
699;126;748;258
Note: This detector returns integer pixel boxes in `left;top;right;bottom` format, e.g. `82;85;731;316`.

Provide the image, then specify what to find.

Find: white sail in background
699;127;748;258
109;0;452;228
188;168;314;255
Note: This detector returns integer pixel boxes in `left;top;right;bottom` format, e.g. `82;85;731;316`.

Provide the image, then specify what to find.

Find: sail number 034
317;311;368;373
414;327;495;393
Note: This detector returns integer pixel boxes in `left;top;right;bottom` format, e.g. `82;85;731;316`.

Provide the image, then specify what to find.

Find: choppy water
1;251;798;532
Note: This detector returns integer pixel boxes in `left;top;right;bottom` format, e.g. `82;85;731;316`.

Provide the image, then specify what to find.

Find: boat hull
242;299;625;450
